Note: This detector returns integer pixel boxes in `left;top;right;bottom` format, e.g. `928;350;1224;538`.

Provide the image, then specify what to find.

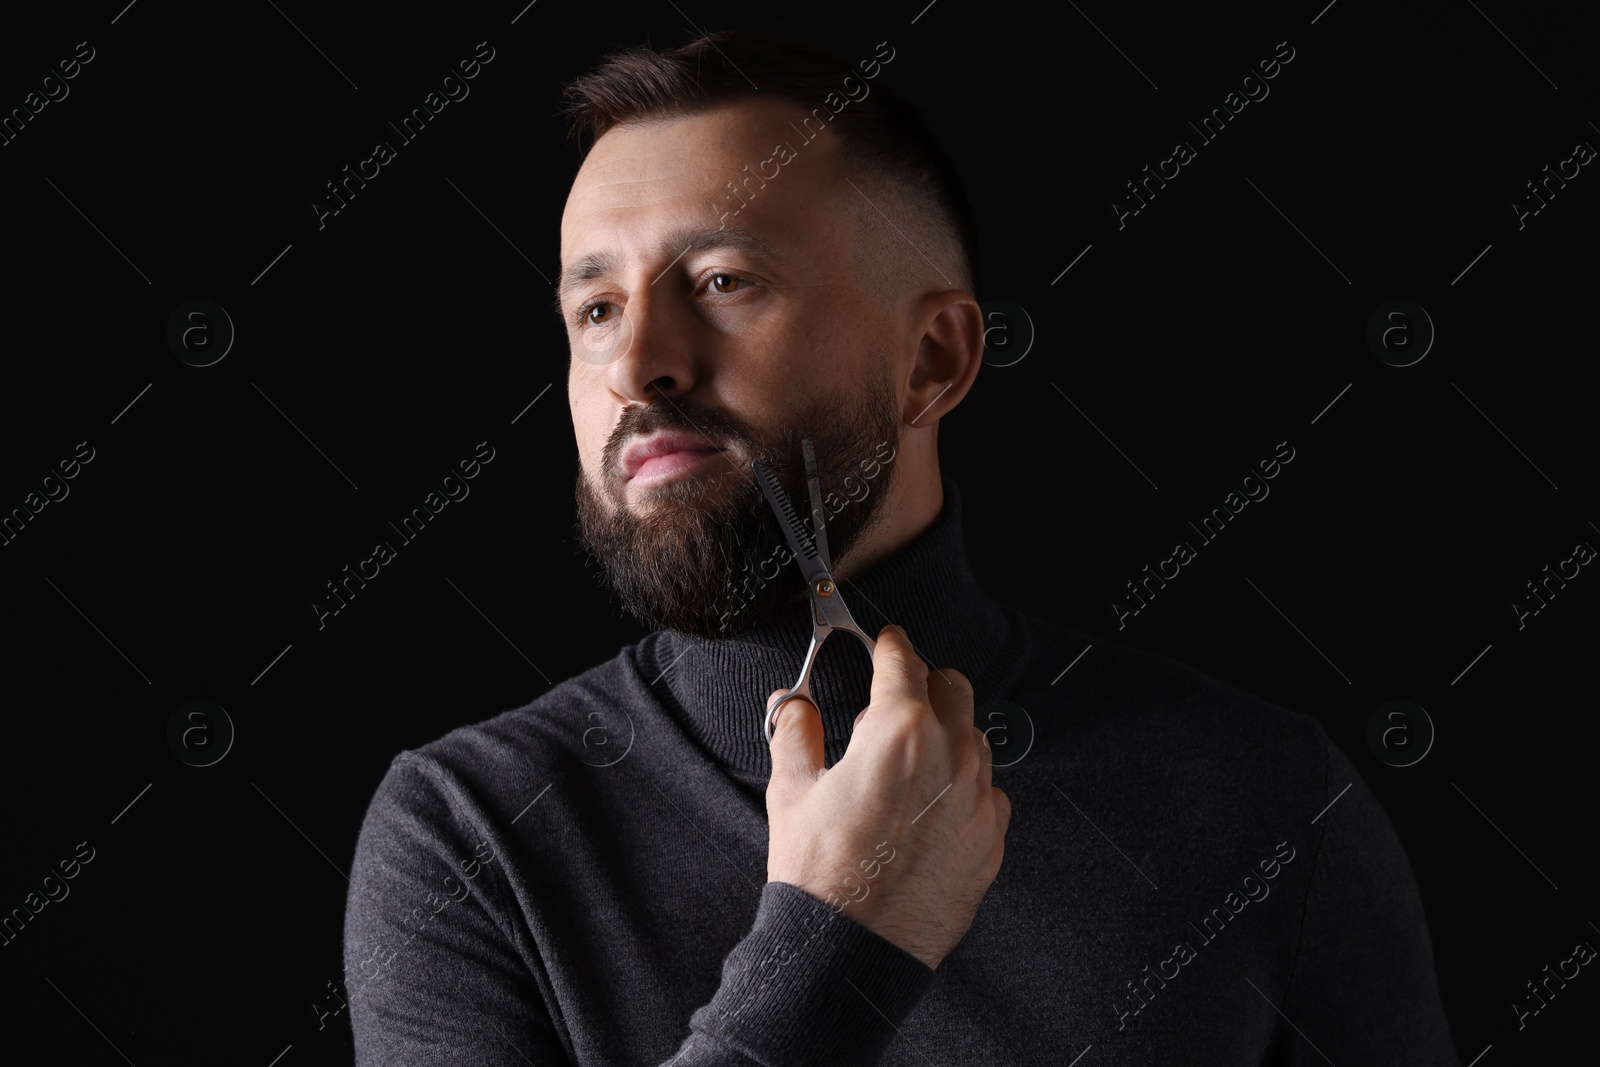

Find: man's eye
571;273;750;329
573;300;613;328
706;272;748;294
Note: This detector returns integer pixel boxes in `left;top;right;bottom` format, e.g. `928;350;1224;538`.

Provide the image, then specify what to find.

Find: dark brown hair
558;30;980;301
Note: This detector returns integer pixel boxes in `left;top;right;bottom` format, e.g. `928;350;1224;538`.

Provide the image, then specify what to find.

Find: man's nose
599;288;700;403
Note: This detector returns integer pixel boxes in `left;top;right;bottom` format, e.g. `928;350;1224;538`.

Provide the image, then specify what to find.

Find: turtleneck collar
636;477;1032;786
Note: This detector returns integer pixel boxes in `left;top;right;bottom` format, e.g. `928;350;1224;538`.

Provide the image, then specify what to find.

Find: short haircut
558;30;980;304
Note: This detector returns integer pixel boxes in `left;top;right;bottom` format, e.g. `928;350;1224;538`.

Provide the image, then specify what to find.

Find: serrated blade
802;439;832;571
753;457;819;569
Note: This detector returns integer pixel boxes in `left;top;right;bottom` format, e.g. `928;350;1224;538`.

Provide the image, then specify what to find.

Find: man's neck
832;459;944;584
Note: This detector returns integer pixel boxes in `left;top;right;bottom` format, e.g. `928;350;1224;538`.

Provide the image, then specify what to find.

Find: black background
0;1;1594;1063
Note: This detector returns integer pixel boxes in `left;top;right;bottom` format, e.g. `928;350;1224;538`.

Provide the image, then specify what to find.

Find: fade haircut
558;30;980;305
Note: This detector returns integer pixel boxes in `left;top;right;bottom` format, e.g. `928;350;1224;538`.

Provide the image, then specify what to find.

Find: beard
573;369;902;638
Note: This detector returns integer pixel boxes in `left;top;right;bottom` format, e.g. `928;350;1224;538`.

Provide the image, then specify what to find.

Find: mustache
601;400;770;476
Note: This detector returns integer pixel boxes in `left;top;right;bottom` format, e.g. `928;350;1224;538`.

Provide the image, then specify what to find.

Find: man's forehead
577;97;839;177
558;102;849;295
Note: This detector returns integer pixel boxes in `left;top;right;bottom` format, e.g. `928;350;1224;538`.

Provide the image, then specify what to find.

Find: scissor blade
752;457;819;567
802;439;832;571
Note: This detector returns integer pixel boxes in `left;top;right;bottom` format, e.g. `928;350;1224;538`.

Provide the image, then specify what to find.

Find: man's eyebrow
552;225;785;318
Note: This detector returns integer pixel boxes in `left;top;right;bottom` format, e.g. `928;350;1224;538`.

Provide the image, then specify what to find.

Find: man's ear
903;289;984;428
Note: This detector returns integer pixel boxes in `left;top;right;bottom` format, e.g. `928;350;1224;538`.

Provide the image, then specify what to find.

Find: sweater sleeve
343;754;564;1064
685;880;937;1065
344;753;936;1066
1270;729;1462;1066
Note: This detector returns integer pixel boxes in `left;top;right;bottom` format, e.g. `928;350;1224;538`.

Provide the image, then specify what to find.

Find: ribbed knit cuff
689;881;935;1067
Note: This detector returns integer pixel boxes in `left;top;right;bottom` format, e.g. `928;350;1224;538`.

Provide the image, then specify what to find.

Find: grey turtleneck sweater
342;478;1461;1065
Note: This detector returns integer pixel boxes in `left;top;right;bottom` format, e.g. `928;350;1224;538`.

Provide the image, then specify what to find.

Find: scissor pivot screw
815;579;834;597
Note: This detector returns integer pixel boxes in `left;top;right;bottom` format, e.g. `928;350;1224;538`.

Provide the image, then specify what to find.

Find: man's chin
621;475;737;514
576;481;796;639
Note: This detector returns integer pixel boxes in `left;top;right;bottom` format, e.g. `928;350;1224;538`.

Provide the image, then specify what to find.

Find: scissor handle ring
765;688;809;745
763;627;879;745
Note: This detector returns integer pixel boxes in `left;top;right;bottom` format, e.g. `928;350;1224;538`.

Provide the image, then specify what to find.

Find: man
344;30;1461;1065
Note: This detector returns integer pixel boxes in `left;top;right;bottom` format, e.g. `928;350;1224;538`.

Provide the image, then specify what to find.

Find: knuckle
777;697;814;736
896;657;930;690
933;668;973;707
880;695;932;733
889;715;935;760
952;733;982;780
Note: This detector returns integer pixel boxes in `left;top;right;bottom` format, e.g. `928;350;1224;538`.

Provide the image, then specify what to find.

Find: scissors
752;439;879;745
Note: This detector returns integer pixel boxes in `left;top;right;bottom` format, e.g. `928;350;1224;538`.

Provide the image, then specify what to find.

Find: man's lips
628;449;728;486
622;433;727;481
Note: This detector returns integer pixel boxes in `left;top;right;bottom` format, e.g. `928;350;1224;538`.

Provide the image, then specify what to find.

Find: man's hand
765;623;1011;970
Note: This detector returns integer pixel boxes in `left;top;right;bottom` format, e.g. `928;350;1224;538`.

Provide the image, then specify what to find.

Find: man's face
559;98;907;638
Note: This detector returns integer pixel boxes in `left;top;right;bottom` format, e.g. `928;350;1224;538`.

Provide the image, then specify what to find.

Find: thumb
766;689;824;790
